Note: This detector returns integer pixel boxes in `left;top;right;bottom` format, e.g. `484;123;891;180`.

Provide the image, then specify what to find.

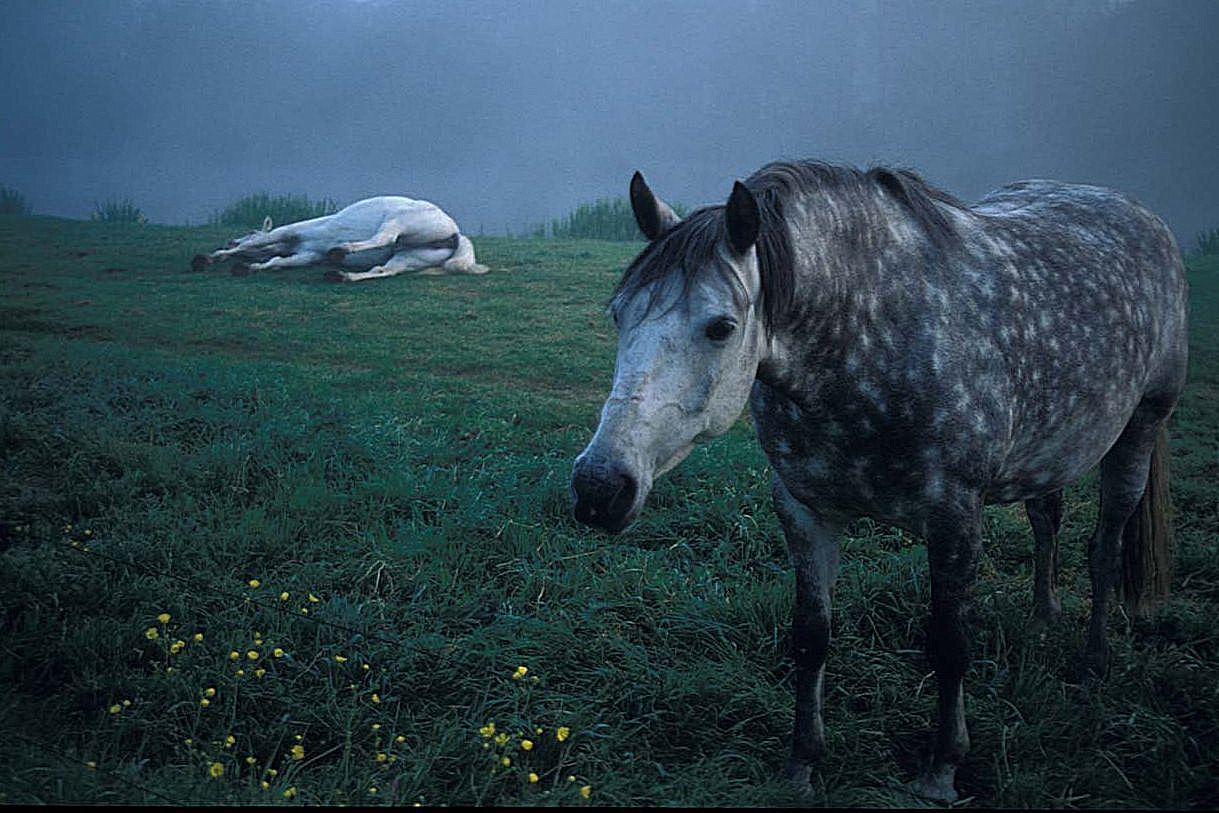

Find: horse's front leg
772;475;842;787
246;251;324;272
910;500;983;803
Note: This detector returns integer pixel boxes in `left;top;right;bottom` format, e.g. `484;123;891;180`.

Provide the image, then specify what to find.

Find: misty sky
2;0;1217;243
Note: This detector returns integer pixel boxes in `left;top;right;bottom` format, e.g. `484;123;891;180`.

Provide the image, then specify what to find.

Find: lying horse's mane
612;160;966;331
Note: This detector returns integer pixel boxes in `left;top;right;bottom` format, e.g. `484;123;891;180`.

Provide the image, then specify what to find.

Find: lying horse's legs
1085;405;1163;672
1025;490;1064;626
328;247;454;282
911;498;982;803
247;251;324;272
772;475;841;786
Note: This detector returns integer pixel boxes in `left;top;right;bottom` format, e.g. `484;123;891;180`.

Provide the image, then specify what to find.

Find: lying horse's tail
1121;423;1175;615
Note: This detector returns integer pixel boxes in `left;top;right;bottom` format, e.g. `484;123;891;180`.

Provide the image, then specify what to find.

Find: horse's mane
612;160;965;331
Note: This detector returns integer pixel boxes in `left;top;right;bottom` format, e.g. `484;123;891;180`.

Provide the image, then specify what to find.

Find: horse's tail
1120;423;1175;615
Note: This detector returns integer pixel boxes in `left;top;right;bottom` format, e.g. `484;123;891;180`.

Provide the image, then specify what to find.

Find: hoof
190;254;211;273
907;767;958;803
323;268;349;283
783;757;813;790
325;246;348;264
230;262;253;277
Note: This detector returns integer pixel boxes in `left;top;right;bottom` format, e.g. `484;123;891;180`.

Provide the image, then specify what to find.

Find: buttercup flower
557;726;571;742
521;739;534;751
209;762;223;778
109;704;121;714
145;627;159;640
529;772;539;783
291;744;305;760
273;648;284;658
205;687;216;697
248;579;260;588
479;723;496;738
581;785;592;799
193;633;204;642
283;787;296;799
512;665;528;680
157;613;171;624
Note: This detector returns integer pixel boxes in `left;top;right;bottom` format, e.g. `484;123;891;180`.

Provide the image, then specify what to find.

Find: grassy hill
1;214;1216;806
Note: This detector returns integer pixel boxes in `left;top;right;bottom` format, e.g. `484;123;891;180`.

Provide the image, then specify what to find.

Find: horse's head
571;172;769;534
227;216;274;247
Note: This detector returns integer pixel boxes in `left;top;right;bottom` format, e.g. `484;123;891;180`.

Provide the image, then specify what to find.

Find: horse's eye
705;317;737;341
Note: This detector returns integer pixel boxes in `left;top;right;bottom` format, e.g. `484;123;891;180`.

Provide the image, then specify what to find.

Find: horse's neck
757;192;944;397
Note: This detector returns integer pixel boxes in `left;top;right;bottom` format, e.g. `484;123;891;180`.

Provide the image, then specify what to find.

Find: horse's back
959;179;1188;499
297;196;458;244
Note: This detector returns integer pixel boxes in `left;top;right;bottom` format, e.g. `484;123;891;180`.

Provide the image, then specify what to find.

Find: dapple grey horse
571;160;1188;801
191;195;487;281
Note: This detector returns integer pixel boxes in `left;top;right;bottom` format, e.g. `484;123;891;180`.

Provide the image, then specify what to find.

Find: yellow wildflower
501;756;511;767
273;648;284;658
371;693;381;704
362;663;370;671
396;735;405;744
556;726;570;742
255;668;266;678
208;762;223;778
521;739;534;751
84;761;97;769
512;665;528;680
279;591;289;601
247;650;259;660
308;593;320;603
334;655;347;663
529;772;539;783
193;633;203;642
375;752;387;763
157;613;171;624
225;735;235;747
291;744;305;760
170;640;184;654
269;768;278;777
371;723;381;731
260;780;270;790
494;732;509;746
369;787;378;795
229;650;240;661
200;698;210;707
479;722;496;738
109;704;121;714
236;669;245;676
246;755;257;765
580;785;591;799
205;687;216;697
144;627;159;640
283;787;296;799
248;579;260;588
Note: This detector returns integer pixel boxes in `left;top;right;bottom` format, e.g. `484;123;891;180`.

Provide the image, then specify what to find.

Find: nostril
571;459;638;531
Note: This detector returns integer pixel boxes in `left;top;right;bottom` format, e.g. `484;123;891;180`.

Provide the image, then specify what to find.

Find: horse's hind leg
1025;490;1064;627
772;475;841;788
1084;403;1165;673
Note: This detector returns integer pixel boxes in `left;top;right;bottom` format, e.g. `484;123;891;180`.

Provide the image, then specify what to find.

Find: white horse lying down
191;195;488;281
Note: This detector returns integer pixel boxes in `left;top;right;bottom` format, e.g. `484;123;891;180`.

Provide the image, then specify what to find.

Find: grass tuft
211;192;339;231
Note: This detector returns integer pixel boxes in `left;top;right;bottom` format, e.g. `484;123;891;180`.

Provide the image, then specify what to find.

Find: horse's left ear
725;181;759;255
262;216;273;232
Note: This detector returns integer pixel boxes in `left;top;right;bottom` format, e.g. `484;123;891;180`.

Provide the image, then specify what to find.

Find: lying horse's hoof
323;268;349;283
325;246;349;264
190;254;211;273
230;262;253;277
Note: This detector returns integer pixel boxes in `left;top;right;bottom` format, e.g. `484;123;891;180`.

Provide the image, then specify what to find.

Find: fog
3;0;1216;243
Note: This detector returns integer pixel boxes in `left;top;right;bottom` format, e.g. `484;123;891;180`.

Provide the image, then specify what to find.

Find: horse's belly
340;247;395;268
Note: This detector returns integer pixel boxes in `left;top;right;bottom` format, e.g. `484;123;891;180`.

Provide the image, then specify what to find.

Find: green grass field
1;214;1217;807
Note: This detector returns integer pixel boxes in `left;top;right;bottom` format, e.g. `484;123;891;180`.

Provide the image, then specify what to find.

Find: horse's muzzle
571;457;638;535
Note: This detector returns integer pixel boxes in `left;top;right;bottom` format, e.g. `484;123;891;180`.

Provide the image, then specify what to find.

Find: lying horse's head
571;173;770;533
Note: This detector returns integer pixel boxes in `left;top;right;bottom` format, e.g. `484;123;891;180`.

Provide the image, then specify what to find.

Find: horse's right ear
630;171;681;241
262;216;273;232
